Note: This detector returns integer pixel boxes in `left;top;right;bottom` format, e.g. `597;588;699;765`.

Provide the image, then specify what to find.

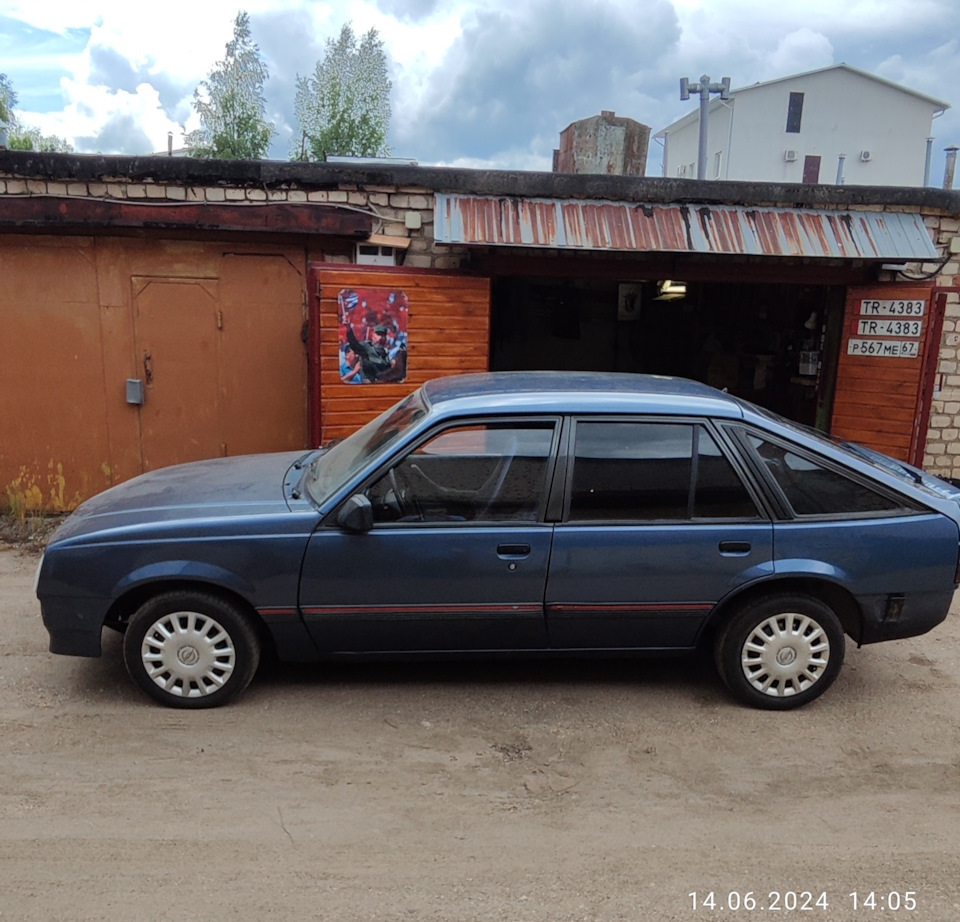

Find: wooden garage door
830;284;941;464
309;265;491;445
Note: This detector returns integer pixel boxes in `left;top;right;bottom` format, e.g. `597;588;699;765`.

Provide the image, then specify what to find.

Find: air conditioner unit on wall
860;150;872;162
784;149;798;162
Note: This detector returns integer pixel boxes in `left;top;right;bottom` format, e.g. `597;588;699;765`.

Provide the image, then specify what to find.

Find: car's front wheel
715;593;845;710
123;591;260;708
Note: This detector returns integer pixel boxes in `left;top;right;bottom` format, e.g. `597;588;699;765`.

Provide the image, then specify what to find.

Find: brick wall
0;172;472;271
919;215;960;476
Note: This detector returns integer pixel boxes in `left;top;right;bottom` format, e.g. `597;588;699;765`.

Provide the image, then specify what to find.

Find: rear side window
746;434;911;516
569;421;760;521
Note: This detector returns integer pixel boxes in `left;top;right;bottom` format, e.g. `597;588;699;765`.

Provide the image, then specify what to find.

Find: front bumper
40;596;109;657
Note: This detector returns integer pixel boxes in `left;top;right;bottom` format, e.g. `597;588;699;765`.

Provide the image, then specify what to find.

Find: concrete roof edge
2;150;959;211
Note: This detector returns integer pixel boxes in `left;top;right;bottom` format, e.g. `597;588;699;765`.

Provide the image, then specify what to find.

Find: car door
545;418;774;649
299;418;559;653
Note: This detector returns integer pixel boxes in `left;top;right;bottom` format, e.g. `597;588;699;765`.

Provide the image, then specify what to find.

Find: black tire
122;590;261;709
714;593;845;710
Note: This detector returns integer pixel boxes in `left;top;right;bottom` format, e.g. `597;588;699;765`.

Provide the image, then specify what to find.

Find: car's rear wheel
715;593;845;710
123;591;260;709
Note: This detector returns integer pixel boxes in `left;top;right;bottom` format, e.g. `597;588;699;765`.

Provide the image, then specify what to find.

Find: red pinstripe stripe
548;603;713;613
301;603;543;616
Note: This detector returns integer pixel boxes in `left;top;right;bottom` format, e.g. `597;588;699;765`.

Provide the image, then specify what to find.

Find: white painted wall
659;68;945;186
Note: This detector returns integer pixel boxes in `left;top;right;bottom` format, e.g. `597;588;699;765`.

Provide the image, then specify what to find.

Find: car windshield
304;390;428;505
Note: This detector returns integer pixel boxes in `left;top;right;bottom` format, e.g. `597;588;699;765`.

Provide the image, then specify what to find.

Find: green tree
185;11;275;159
0;73;74;152
8;126;74;152
0;73;15;125
292;24;392;161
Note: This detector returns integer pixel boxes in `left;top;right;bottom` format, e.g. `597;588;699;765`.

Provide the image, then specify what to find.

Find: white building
655;64;950;186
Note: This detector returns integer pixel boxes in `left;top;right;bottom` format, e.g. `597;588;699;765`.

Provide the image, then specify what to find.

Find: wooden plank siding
830;285;938;464
310;265;491;445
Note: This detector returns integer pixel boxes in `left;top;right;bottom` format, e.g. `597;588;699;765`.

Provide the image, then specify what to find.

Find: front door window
368;421;556;523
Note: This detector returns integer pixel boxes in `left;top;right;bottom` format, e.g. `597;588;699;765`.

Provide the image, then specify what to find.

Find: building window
786;92;804;133
713;150;723;179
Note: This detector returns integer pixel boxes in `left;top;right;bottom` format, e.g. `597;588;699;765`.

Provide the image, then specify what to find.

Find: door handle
719;540;751;555
497;543;531;558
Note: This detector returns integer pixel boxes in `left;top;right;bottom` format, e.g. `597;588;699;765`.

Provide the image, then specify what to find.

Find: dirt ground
2;545;960;922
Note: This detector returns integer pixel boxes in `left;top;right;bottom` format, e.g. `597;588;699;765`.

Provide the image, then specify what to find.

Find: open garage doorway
490;277;846;430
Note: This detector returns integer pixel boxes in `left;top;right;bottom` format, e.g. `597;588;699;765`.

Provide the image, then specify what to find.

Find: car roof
420;371;748;419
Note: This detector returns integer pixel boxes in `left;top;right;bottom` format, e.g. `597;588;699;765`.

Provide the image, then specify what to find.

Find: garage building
1;150;958;510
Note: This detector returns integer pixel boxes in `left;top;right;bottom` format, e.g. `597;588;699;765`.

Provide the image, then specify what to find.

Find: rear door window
568;421;761;521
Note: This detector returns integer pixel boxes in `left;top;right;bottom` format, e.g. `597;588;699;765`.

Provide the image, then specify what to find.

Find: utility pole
680;74;731;180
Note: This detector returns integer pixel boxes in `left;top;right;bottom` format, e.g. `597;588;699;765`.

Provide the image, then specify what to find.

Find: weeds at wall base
0;512;61;553
2;462;74;552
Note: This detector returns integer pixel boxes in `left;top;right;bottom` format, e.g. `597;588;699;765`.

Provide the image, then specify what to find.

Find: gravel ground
2;545;959;921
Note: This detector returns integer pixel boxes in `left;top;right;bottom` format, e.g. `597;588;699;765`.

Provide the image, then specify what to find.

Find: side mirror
337;493;374;534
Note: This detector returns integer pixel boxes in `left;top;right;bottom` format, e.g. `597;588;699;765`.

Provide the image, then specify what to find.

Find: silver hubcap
741;612;830;697
141;610;236;698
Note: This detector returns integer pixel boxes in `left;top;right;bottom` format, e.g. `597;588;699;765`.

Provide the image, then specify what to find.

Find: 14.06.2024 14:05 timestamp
688;891;918;912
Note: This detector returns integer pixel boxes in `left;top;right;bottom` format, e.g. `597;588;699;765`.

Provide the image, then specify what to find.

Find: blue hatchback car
36;372;960;709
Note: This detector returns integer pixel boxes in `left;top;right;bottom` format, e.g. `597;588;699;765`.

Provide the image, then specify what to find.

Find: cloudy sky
2;0;958;181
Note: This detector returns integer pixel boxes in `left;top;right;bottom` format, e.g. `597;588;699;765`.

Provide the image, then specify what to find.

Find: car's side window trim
544;416;572;523
326;415;563;529
705;419;782;520
559;415;769;526
725;423;926;521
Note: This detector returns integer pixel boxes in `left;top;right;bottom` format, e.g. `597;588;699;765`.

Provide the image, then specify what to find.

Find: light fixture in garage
654;280;687;301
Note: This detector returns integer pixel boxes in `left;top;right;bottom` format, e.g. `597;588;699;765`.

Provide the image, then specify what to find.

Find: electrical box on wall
125;378;145;405
356;244;399;266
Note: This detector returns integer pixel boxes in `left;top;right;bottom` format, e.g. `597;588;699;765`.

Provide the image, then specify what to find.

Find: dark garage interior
490;277;847;429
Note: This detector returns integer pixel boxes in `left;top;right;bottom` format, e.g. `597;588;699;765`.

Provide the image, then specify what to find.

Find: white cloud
2;0;957;176
762;29;835;81
21;81;189;154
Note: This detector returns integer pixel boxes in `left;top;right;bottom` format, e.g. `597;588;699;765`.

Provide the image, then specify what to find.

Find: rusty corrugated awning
434;193;939;260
